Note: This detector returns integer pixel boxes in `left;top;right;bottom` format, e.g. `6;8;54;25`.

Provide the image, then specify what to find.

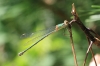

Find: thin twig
71;3;97;66
67;23;78;66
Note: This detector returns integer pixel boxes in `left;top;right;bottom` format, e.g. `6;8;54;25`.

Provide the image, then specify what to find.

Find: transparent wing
20;26;56;46
18;21;70;56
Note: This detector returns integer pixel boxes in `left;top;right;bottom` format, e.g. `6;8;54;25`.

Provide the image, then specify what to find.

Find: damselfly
19;18;78;66
19;20;70;56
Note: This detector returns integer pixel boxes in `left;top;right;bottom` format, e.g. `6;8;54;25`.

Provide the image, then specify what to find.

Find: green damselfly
18;19;78;66
19;20;70;56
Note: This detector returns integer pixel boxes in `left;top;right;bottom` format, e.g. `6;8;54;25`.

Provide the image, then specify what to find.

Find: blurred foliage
0;0;100;66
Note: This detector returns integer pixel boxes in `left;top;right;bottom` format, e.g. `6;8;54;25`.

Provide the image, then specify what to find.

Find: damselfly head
64;20;68;25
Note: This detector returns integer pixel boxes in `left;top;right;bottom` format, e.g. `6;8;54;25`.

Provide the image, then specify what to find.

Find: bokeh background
0;0;100;66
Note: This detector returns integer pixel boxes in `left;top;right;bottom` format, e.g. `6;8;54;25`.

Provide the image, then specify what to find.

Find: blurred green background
0;0;100;66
